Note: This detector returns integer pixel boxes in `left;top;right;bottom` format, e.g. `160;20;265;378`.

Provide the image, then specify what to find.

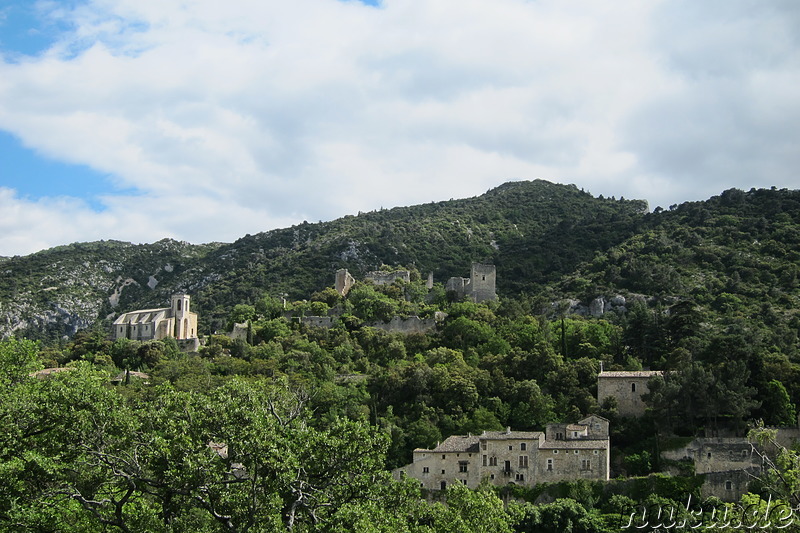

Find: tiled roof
113;308;168;325
598;371;663;378
431;435;481;453
30;367;73;378
565;424;586;431
540;439;609;450
481;430;544;441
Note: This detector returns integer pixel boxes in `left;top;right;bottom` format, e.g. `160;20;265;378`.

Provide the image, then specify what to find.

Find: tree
761;380;797;427
0;338;41;385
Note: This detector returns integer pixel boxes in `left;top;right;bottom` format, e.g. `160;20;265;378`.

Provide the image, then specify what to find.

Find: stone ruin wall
335;269;355;297
364;270;411;286
368;315;437;334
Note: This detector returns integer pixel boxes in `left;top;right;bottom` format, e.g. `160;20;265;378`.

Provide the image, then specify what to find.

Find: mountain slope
0;180;648;339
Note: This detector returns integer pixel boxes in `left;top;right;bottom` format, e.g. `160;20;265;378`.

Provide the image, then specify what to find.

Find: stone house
112;293;198;342
394;415;610;490
597;370;663;417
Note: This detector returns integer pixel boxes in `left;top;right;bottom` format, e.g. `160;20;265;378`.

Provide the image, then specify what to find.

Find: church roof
113;308;168;325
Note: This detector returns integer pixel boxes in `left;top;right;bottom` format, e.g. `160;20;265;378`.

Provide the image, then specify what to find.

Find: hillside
0;180;648;339
3;182;800;529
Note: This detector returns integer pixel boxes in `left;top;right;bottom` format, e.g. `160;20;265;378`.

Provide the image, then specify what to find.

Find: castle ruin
446;263;497;303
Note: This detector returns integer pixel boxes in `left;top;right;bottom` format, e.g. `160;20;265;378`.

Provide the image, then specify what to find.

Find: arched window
631;382;637;393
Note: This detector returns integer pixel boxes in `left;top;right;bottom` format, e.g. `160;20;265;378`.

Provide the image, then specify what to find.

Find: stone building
597;370;663;417
112;293;198;342
446;263;497;303
394;415;610;490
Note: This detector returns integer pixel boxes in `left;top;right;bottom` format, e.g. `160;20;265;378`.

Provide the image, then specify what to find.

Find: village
103;263;794;503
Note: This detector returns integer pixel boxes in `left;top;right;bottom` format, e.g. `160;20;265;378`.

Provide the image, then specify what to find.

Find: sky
0;0;798;257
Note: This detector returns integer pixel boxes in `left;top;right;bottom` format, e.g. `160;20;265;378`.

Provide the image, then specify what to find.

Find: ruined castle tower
335;269;355;297
469;263;497;303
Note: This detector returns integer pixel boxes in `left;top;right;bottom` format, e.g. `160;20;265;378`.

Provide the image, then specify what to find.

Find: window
483;455;487;466
631;382;636;393
581;459;590;470
725;481;732;491
572;431;578;438
520;443;527;451
440;481;447;491
489;457;498;466
515;473;525;482
508;445;513;451
482;442;487;451
422;467;429;474
593;450;599;455
553;450;559;454
519;455;528;468
461;479;468;485
459;462;468;473
707;452;712;459
574;450;579;455
547;459;553;471
442;454;446;460
490;474;495;480
441;469;445;474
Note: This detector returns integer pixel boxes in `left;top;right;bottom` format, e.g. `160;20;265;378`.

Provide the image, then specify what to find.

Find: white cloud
0;0;798;255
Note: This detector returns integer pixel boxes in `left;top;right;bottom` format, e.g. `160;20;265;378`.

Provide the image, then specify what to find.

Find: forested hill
0;180;649;339
1;181;798;343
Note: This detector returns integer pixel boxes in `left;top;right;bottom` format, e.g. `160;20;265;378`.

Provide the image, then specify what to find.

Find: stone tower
171;293;191;339
469;263;497;303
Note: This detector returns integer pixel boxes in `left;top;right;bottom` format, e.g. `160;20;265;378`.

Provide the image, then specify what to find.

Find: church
112;293;198;342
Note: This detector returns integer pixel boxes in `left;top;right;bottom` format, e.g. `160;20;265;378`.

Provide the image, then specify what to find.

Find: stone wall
230;322;248;341
700;469;755;501
661;437;756;475
176;337;201;352
335;269;355;297
364;270;410;286
300;316;334;328
597;371;663;417
368;315;438;334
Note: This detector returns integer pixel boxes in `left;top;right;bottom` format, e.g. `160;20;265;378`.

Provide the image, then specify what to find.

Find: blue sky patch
0;1;84;58
0;130;113;211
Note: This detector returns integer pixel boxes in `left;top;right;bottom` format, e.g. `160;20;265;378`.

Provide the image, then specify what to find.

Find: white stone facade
112;293;199;342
